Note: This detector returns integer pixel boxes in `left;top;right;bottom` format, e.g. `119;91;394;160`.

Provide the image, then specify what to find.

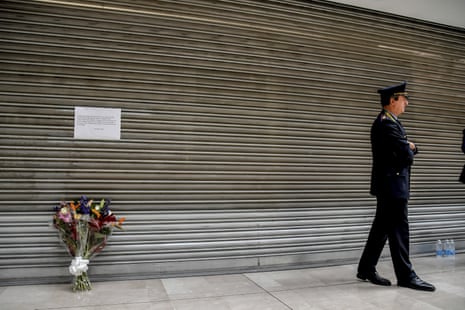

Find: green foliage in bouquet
53;195;125;291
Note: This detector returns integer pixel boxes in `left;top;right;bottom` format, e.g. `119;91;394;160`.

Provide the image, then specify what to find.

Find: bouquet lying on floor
53;195;124;291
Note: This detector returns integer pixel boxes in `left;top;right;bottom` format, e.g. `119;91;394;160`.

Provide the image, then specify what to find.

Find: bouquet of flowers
53;195;124;291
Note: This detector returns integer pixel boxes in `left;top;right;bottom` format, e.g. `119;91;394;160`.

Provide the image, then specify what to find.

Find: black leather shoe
357;272;391;286
398;276;435;292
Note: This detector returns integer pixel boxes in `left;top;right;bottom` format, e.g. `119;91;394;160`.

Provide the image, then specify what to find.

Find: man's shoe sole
398;283;435;292
357;273;391;286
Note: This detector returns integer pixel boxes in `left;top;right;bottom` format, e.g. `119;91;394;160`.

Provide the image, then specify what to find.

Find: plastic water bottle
446;240;454;257
436;240;443;258
451;239;456;257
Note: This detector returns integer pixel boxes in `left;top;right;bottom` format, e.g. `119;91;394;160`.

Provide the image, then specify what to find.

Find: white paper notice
74;107;121;140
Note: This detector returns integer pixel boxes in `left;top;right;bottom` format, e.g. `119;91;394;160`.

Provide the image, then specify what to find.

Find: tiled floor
1;254;464;310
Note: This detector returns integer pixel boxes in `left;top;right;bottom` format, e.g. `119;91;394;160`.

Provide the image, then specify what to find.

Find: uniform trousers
358;197;416;282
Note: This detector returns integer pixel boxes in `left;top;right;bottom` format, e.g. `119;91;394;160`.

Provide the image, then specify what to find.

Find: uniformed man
356;81;435;292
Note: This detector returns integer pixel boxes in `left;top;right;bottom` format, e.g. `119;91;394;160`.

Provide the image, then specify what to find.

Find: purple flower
78;195;91;214
101;199;111;217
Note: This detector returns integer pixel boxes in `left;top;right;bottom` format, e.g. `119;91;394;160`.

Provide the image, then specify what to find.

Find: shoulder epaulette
380;112;396;122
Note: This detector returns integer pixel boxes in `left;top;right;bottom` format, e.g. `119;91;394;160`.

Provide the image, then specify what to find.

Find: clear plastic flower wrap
53;196;124;291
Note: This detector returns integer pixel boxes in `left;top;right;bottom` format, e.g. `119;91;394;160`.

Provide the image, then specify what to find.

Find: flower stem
72;272;92;291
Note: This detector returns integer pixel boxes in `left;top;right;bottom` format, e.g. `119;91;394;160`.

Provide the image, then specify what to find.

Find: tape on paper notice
74;106;121;140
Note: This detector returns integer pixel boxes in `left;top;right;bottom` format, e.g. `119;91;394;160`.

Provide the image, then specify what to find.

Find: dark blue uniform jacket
370;111;418;200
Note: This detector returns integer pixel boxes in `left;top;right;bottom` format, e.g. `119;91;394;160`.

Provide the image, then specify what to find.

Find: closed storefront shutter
1;0;464;284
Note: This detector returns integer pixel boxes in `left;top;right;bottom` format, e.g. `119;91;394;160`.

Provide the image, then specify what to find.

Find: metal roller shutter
0;0;464;285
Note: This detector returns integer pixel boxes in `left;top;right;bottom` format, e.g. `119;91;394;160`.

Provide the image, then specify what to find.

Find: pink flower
58;207;72;223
